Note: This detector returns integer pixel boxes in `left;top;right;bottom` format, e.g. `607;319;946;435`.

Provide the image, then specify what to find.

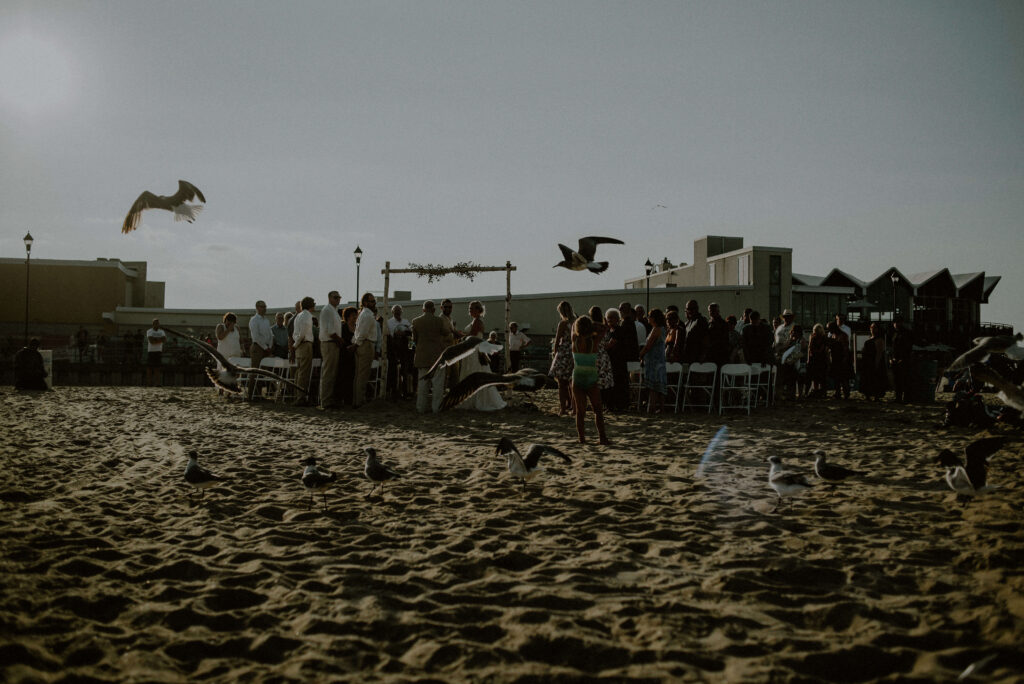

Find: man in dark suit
412;300;455;413
680;299;709;364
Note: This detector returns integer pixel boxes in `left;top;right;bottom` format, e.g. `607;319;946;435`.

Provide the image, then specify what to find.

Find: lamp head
23;232;33;253
354;245;362;264
644;258;653;276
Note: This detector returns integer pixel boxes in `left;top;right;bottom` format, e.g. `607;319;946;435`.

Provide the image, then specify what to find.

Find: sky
1;1;1022;326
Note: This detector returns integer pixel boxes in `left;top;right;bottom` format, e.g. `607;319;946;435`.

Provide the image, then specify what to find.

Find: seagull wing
946;345;988;373
121;191;164;234
771;470;811;487
556;243;577;263
576;236;624;261
523;444;572;469
964;436;1003;489
164;327;235;371
971;365;1024;412
171;180;206;204
424;338;483;379
495;437;518;457
440;371;516;411
512;369;558;391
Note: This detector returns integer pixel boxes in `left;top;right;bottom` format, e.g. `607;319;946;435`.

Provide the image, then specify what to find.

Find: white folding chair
750;363;772;408
665;362;685;412
367;359;382;398
227;357;251;393
252;357;294;402
680;362;717;413
719;363;754;415
627;360;643;410
308;358;322;399
768;365;779;406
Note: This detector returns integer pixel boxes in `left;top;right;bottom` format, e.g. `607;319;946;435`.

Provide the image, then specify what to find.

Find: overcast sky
1;1;1021;326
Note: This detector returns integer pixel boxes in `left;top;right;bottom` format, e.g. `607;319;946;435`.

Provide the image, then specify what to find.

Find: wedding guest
350;293;379;408
571;316;610;445
827;320;853;400
639;308;668;414
603;308;631;412
14;338;49;391
507;322;531;372
588;305;613;398
412;300;453;413
270;312;289;359
386;305;413;399
859;322;888;400
247;300;274;400
145;318;166;387
318;291;344;409
336;307;358;407
549;300;576;416
291;297;316;406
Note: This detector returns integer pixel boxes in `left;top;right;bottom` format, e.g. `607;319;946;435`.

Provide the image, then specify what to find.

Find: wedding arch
377;260;517;399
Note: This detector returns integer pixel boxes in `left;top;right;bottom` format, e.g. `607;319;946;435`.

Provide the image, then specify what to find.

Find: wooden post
380;261;390;399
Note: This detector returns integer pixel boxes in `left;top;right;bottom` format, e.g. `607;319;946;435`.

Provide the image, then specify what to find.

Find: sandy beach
1;386;1022;682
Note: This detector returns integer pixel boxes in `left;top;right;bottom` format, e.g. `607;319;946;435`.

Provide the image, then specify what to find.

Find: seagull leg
322;492;328;511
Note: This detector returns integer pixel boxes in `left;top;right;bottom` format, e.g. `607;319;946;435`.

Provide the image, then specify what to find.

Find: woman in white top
215;312;243;364
457;301;506;411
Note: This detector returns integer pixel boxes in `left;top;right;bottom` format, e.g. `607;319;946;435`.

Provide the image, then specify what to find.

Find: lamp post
890;272;899;322
23;232;34;345
644;259;654;313
354;245;363;298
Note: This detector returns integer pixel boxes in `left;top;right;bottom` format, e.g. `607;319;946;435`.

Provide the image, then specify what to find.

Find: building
0;257;164;344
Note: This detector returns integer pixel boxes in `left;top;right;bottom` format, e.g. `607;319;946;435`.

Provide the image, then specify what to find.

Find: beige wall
0;258;163;339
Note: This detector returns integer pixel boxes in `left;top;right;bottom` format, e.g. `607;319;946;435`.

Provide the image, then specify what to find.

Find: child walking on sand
571;316;611;445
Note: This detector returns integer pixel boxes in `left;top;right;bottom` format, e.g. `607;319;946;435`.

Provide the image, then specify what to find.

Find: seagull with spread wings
440;368;556;411
423;337;502;380
554;236;625;274
495;437;572;490
163;327;305;397
935;436;1004;506
122;180;206;234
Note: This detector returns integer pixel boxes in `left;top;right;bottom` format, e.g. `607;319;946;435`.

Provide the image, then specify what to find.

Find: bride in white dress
457;301;506;411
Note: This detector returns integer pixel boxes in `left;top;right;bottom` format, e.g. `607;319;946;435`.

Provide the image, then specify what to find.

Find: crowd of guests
543;300;919;442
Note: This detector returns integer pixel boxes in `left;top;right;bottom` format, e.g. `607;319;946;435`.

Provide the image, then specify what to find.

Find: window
769;255;782;318
738;254;750;285
708;262;716;286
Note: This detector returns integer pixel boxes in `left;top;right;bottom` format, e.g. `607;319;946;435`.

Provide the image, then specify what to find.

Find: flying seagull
363;448;401;497
440;368;557;411
122;180;206;234
184;450;224;498
163;327;306;396
301;456;337;510
813;450;863;485
554;236;625;274
495;437;572;490
969;364;1024;413
766;454;813;513
935;436;1004;506
423;337;502;380
944;333;1024;375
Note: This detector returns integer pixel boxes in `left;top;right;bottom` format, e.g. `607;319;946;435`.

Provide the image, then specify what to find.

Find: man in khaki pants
412;300;454;413
291;297;316;406
349;292;379;407
318;291;344;409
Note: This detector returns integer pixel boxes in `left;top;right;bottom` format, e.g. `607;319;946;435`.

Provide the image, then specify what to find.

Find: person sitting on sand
14;338;49;391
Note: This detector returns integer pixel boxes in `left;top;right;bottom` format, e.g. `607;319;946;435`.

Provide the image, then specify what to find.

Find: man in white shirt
774;309;796;360
291;297;316;406
349;292;379;407
318;291;344;409
386;305;413;399
145;318;166;387
507;322;532;372
247;300;274;400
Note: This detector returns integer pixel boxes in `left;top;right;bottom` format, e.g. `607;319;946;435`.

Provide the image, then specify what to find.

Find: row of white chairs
227;356;381;403
629;362;777;415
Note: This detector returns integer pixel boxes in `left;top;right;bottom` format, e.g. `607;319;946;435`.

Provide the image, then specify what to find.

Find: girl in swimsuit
571;316;610;445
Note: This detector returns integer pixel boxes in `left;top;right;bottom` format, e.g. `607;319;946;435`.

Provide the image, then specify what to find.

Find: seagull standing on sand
813;450;863;485
163;327;305;397
935;436;1004;506
554;236;625;274
423;337;502;380
495;437;572;490
767;455;813;512
440;368;557;411
122;180;206;234
301;457;337;510
363;448;401;497
184;450;223;498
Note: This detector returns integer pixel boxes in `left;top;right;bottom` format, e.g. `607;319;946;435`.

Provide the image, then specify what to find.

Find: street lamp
644;259;654;313
23;232;34;345
354;245;363;299
890;272;899;321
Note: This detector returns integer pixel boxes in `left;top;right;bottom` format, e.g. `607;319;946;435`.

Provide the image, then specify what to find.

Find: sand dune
1;387;1022;682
